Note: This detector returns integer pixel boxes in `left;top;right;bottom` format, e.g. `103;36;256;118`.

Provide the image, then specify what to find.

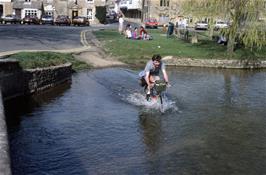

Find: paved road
0;23;117;52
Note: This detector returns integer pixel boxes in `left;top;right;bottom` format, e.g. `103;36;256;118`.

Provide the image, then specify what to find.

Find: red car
54;15;71;26
22;15;40;25
144;18;158;29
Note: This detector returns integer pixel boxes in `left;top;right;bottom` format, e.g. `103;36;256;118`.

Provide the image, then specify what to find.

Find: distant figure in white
118;15;124;34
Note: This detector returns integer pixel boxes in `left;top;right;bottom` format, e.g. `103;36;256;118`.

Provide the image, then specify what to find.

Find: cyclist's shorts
139;77;147;87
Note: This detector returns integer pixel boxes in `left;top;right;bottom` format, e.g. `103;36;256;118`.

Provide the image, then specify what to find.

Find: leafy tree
95;6;106;24
181;0;266;53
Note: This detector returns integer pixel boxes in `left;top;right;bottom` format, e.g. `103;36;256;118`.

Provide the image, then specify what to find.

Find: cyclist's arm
145;71;152;89
162;69;169;83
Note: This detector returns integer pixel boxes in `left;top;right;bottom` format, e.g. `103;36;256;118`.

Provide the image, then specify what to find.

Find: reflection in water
4;82;71;127
5;68;266;175
139;111;162;154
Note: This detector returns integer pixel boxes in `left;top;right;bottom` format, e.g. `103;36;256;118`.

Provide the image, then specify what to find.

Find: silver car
41;15;54;25
195;21;208;30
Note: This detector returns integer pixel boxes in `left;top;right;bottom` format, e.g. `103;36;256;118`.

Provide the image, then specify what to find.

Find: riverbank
0;92;11;175
5;52;90;71
93;29;266;68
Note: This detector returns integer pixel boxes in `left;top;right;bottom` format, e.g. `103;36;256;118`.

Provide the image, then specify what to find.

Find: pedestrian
118;15;124;34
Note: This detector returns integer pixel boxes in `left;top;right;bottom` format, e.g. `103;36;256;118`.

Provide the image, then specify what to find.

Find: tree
95;6;106;24
181;0;266;53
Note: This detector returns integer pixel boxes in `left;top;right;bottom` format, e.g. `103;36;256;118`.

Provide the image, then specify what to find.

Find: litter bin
167;22;174;38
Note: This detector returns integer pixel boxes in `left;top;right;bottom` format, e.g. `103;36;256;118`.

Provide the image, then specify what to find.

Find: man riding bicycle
139;54;169;101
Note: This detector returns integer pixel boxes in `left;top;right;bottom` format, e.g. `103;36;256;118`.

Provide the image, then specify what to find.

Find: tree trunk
191;31;198;44
227;35;235;54
209;19;214;40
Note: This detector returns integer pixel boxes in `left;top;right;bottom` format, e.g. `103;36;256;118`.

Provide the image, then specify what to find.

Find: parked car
214;20;229;30
106;11;117;23
40;15;54;25
22;15;40;25
55;15;71;26
195;21;208;30
144;18;159;29
2;15;21;24
72;16;90;26
0;17;3;24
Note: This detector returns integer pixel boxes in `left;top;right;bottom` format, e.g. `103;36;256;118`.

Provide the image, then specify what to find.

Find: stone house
54;0;106;24
12;0;42;19
106;0;119;13
119;0;183;25
42;0;54;16
0;0;13;17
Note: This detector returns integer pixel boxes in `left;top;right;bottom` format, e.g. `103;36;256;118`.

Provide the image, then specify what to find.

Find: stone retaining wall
0;59;25;100
23;63;72;95
163;57;266;69
0;92;11;175
0;60;72;100
0;59;72;174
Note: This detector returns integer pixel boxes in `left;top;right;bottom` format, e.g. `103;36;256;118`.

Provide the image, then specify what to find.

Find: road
0;23;117;52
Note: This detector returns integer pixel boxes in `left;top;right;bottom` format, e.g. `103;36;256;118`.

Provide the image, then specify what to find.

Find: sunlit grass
93;29;266;65
8;52;90;71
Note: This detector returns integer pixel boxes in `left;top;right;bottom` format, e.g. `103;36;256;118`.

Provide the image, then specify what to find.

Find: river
5;67;266;175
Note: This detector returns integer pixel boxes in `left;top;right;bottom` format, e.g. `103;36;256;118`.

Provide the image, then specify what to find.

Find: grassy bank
93;29;266;65
7;52;90;71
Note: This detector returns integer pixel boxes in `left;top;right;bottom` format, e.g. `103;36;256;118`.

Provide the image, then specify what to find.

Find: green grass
8;52;90;71
93;29;266;65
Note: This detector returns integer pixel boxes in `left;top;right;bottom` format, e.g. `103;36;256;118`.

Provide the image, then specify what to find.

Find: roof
13;1;42;9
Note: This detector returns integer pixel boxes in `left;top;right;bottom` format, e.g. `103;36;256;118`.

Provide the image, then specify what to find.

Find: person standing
118;15;124;34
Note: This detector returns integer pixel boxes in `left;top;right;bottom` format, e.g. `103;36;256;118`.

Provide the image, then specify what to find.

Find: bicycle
144;80;168;105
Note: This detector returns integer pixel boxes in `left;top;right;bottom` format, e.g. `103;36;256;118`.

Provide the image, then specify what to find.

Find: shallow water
5;67;266;175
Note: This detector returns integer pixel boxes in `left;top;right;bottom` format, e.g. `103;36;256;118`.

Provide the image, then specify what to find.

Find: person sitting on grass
139;26;152;40
125;27;132;39
132;27;140;40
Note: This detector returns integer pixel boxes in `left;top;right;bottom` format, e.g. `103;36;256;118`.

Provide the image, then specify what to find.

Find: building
53;0;106;24
119;0;141;22
106;0;119;13
43;0;54;16
0;0;13;17
119;0;182;25
13;0;42;19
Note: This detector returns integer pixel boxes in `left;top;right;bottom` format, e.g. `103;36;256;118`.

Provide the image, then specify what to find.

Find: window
25;0;31;2
160;0;169;7
25;9;37;16
87;9;92;19
87;0;93;3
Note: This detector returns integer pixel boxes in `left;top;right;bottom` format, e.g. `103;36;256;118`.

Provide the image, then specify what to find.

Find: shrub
95;6;106;24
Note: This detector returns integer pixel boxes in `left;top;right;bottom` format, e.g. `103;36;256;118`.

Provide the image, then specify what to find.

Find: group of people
124;24;153;40
118;16;152;40
118;16;169;101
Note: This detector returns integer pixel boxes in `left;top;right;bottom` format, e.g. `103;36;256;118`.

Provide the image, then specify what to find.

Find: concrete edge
0;46;91;58
0;92;11;175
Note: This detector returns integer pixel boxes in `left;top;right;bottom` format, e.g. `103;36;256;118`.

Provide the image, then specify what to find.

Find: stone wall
163;57;266;69
0;93;11;175
0;60;72;100
0;59;72;174
0;59;25;100
23;63;72;95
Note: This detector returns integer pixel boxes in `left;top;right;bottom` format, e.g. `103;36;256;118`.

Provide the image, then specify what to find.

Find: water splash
126;93;178;113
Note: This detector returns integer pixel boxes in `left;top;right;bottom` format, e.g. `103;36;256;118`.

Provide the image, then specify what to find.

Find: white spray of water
126;93;178;112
